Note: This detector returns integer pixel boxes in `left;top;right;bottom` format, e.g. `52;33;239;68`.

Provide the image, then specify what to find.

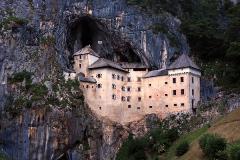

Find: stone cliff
0;0;203;159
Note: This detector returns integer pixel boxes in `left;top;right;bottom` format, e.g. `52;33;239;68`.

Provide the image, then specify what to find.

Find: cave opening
67;16;101;55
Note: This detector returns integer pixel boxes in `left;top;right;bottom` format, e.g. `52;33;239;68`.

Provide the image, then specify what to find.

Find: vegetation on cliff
117;107;240;160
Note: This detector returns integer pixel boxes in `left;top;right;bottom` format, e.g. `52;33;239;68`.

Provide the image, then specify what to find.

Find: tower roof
88;58;128;72
168;54;200;70
73;45;100;57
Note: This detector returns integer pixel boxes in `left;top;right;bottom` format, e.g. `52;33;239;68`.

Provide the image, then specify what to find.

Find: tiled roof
143;69;168;78
119;62;148;69
73;45;100;57
168;54;200;70
78;76;97;83
88;58;128;72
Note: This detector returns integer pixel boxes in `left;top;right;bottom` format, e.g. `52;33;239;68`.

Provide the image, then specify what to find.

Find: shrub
229;142;240;160
8;70;32;84
199;134;227;159
176;141;189;156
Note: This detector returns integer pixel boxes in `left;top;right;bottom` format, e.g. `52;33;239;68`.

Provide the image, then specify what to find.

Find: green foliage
29;83;48;100
199;134;227;159
65;79;80;90
175;141;189;156
0;16;28;30
228;142;240;160
40;36;55;46
116;126;179;159
8;71;32;85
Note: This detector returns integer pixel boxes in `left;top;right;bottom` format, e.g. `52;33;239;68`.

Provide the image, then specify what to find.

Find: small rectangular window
122;86;125;91
112;84;116;89
181;89;184;95
149;84;151;87
127;87;131;92
137;107;141;110
97;84;102;88
138;87;141;92
127;77;131;82
181;77;184;82
137;77;141;82
79;55;82;59
192;89;194;96
138;97;141;102
165;82;168;84
173;90;176;95
165;94;168;96
112;74;116;79
149;106;153;108
86;85;89;88
112;94;116;100
121;76;124;81
117;75;120;80
165;105;168;107
79;64;82;68
181;103;184;107
99;107;101;110
174;104;177;106
128;105;131;108
121;96;125;101
149;96;152;99
96;74;102;78
192;77;194;83
127;96;131;102
173;78;176;83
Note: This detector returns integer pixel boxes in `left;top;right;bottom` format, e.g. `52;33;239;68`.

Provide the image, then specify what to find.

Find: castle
64;45;201;124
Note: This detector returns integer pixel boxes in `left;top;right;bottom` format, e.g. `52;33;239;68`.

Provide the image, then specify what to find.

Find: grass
165;125;208;160
180;108;240;160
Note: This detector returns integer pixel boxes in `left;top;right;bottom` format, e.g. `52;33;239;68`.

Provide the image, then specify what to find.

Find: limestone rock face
0;0;186;159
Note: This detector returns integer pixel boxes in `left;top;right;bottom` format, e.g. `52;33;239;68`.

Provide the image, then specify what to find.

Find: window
127;87;131;92
165;94;168;96
112;84;116;89
96;74;102;78
165;82;168;84
127;96;131;102
112;94;116;100
137;77;141;82
79;64;82;68
138;87;141;92
173;78;176;83
149;84;151;87
97;84;102;88
192;77;194;83
112;74;116;79
86;85;89;88
79;55;82;59
121;96;126;101
128;105;131;108
99;107;102;110
181;89;184;95
122;86;125;91
117;75;120;80
149;96;152;99
165;105;168;107
192;89;194;96
173;90;176;95
121;76;124;81
138;97;141;102
149;106;153;108
127;77;131;82
181;77;184;82
174;104;177;106
181;103;185;107
137;107;141;110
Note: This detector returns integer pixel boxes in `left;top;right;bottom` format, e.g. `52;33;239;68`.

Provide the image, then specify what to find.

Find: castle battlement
66;45;201;124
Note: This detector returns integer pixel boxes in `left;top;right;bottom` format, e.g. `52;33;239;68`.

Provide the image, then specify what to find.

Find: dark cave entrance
67;16;101;54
